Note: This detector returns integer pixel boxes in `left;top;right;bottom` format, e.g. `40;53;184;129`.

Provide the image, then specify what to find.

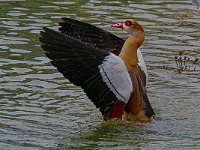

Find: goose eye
124;20;132;26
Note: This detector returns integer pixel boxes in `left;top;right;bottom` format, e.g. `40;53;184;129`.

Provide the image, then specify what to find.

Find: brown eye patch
124;20;132;26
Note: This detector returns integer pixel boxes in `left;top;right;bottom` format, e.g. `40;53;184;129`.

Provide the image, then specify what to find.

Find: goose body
40;18;155;122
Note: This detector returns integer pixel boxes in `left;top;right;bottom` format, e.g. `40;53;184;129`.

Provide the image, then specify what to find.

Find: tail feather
142;93;155;118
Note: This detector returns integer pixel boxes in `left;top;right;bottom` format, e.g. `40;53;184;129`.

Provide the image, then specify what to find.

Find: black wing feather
58;17;125;55
40;27;118;119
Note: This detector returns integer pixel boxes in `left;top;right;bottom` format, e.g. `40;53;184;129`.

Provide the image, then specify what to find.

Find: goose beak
111;22;123;28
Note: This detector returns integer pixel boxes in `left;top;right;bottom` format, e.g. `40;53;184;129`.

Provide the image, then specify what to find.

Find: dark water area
0;0;200;149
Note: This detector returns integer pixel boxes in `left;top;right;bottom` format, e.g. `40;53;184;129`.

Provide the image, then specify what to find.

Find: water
0;0;200;149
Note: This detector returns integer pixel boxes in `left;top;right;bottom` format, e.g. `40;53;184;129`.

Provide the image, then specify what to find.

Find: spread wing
58;17;125;55
40;27;132;120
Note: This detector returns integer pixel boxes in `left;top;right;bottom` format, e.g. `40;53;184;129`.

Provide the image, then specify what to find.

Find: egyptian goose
40;18;155;122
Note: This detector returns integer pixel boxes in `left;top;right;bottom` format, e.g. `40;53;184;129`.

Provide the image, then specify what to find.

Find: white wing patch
98;53;132;103
137;49;148;78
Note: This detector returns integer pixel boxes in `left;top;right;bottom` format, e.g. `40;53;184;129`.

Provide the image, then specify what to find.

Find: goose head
112;19;144;33
112;19;145;48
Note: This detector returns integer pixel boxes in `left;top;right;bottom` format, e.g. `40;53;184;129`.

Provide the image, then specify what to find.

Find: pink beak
111;22;123;28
